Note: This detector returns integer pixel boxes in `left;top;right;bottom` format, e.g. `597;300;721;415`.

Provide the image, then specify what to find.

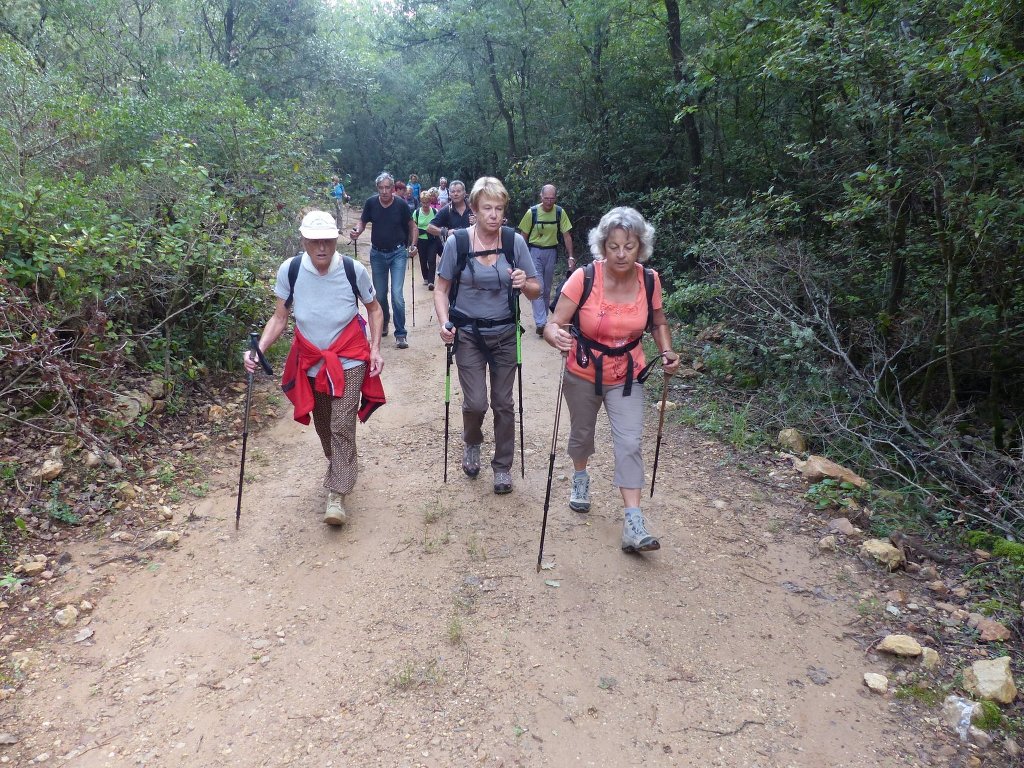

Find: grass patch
447;616;464;645
391;658;444;690
466;533;487;561
856;597;883;618
894;682;946;707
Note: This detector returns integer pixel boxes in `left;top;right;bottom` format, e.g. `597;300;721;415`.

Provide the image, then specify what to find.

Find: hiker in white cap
245;210;386;527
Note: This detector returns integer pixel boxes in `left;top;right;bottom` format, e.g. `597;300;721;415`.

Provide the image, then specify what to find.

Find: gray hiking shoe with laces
324;492;347;526
493;470;513;495
569;470;591;512
621;508;660;553
462;443;481;478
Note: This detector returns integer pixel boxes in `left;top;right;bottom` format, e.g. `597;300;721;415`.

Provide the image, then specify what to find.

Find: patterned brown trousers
309;364;365;495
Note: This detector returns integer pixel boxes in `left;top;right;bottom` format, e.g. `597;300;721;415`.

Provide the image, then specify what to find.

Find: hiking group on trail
244;173;679;554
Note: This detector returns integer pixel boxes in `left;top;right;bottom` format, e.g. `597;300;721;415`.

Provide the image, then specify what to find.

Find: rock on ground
963;657;1017;704
877;634;922;657
860;539;905;571
792;454;867;487
863;673;888;694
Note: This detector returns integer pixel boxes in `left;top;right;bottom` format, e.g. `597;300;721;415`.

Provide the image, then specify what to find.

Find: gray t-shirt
274;253;376;373
437;230;536;334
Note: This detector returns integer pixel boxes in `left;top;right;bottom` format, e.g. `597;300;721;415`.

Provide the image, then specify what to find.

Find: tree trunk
483;35;517;160
932;176;958;416
663;0;702;199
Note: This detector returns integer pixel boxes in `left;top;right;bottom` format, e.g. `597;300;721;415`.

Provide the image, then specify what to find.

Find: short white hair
588;207;655;262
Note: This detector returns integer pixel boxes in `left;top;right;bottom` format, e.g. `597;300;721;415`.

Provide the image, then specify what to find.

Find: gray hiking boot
493;470;512;495
324;492;347;526
621;508;660;553
462;443;481;478
569;470;591;512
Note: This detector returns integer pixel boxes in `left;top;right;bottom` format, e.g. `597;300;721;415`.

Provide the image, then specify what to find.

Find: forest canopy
1;0;1022;535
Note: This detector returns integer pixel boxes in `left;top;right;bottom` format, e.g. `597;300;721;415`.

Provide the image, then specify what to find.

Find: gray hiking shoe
324;492;347;526
621;508;660;553
569;470;591;512
493;470;512;495
462;443;481;478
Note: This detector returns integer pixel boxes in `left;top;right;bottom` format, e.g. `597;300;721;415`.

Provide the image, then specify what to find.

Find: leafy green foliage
804;479;864;512
44;482;79;525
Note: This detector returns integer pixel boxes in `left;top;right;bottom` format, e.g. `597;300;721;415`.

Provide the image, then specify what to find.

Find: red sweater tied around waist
281;321;385;425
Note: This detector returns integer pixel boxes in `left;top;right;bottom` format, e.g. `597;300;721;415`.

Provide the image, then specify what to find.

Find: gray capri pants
562;370;646;489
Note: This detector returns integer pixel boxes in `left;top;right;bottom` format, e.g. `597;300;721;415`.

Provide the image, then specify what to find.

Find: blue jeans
530;247;558;327
370;246;408;337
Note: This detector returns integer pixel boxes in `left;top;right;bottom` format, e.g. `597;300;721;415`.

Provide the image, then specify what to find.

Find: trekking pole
514;291;526;478
410;249;416;327
443;322;455;483
236;332;273;529
537;353;567;572
649;373;670;498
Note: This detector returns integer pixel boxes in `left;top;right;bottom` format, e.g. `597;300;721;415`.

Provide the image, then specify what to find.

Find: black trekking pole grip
249;333;273;376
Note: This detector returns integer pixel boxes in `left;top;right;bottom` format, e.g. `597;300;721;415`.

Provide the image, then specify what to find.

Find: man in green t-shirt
517;184;575;335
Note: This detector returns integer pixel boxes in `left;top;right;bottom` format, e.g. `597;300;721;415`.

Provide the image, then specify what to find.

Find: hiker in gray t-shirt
245;210;385;527
434;177;540;496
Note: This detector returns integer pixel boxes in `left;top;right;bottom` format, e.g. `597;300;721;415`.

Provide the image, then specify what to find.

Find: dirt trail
3;236;921;766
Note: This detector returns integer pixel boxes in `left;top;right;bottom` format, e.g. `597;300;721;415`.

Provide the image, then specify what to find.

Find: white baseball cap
299;210;339;239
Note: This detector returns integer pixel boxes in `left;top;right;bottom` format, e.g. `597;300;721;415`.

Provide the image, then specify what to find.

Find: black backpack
284;253;360;310
559;262;658;397
447;226;520;363
448;226;518;312
523;204;565;247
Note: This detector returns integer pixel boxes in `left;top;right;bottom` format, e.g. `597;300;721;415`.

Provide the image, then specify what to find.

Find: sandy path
2;240;920;767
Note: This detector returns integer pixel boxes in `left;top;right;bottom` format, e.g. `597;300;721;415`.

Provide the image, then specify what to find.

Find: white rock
860;539;905;570
33;459;64;482
73;628;94;643
920;647;941;670
828;517;856;535
1004;737;1021;758
818;535;837;552
963;657;1017;704
83;451;102;468
968;726;993;748
10;650;43;674
21;561;46;577
877;634;922;657
791;454;867;487
777;428;806;453
153;530;181;547
54;606;79;627
943;695;981;741
863;672;888;694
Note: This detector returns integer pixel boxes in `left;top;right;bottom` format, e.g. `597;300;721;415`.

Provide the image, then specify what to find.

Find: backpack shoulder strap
571;262;596;328
643;267;656;332
284;254;302;310
342;256;360;304
500;226;516;269
449;228;472;308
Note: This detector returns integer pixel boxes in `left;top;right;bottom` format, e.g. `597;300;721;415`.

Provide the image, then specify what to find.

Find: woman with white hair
544;206;679;553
